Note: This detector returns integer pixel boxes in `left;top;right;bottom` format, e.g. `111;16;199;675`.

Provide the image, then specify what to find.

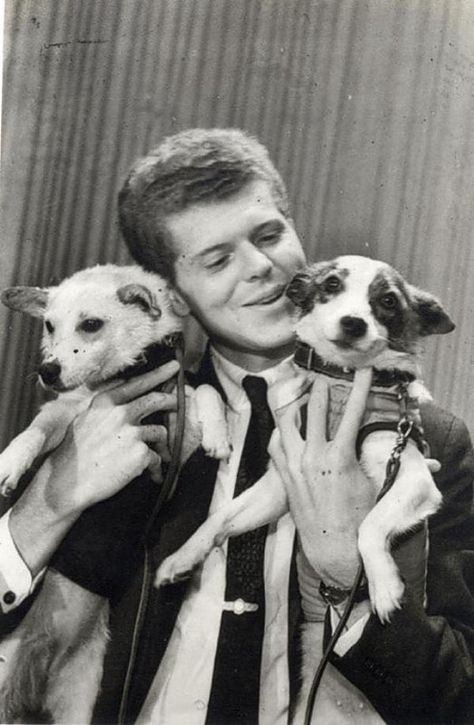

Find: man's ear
117;283;162;319
1;286;49;318
168;288;190;317
407;284;455;336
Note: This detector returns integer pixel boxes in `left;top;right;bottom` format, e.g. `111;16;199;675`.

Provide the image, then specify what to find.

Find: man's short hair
118;128;290;282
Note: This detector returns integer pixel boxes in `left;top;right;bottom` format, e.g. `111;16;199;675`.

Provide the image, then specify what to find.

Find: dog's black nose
39;361;61;386
340;316;368;338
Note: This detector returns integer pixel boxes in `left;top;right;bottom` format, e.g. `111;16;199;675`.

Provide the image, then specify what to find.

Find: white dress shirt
137;350;307;725
0;509;44;613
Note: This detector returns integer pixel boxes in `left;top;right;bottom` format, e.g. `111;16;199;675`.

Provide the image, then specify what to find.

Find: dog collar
294;341;415;388
106;333;185;384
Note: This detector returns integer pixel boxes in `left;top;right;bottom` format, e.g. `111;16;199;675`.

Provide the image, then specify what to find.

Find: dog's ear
1;286;49;318
286;268;318;314
117;283;162;319
407;284;455;335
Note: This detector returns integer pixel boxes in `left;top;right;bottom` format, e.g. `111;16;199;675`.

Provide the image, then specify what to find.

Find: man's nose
242;242;273;279
39;360;61;386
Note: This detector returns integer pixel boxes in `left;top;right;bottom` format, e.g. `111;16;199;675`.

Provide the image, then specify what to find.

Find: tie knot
242;375;269;412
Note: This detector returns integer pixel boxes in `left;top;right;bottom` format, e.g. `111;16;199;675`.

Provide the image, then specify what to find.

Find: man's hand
269;368;376;588
10;360;179;575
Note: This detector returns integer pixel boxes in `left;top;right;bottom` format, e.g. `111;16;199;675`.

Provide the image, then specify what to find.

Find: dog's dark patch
368;269;426;352
369;268;454;350
369;270;407;346
286;262;348;314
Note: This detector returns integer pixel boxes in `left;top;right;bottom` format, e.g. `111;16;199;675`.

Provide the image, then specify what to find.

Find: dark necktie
206;376;275;725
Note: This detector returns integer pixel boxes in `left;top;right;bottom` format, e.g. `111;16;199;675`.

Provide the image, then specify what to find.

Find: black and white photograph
0;1;473;723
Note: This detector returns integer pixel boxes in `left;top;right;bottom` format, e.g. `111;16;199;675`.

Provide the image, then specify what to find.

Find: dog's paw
0;456;28;496
0;430;45;496
369;573;405;624
201;430;232;462
155;554;196;588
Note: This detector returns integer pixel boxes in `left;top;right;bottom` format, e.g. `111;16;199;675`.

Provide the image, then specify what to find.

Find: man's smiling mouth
244;286;286;306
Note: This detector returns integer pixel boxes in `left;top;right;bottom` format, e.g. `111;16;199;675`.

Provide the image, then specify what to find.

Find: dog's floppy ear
1;286;49;318
407;284;455;335
286;267;319;314
117;283;162;319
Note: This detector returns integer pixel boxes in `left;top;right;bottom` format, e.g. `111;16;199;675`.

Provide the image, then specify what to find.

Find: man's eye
206;255;230;271
257;231;281;245
324;276;342;292
79;318;104;333
380;293;398;310
44;320;54;334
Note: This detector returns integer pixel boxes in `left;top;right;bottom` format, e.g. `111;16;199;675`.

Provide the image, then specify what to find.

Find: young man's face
168;180;307;370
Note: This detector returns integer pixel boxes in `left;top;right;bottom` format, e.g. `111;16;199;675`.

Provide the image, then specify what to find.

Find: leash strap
118;336;187;724
143;336;186;541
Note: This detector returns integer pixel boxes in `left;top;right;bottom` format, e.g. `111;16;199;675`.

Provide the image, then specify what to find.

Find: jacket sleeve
328;411;474;724
0;510;45;613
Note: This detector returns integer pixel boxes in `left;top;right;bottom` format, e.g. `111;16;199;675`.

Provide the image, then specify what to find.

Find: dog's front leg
155;464;288;586
193;384;231;460
0;393;83;495
358;432;442;622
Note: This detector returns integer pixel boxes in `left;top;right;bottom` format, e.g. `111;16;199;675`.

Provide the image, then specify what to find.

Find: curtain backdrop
1;0;473;449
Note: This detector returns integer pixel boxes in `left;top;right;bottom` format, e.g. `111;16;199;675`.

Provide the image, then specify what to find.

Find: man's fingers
268;430;292;482
141;425;171;461
306;376;330;446
140;424;167;444
105;360;180;405
335;367;372;447
126;391;177;423
277;405;305;461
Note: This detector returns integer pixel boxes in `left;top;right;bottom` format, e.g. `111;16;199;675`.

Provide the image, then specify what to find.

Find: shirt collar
210;347;310;412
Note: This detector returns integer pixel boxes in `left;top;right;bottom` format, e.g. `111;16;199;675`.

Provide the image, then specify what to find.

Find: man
0;128;473;724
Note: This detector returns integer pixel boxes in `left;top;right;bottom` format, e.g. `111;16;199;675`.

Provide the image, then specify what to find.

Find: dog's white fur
0;264;229;723
156;255;454;721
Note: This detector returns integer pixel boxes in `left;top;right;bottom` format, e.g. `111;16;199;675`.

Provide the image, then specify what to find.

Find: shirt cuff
0;510;45;613
330;604;371;656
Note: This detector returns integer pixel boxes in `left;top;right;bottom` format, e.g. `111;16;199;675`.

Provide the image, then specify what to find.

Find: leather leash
118;334;187;724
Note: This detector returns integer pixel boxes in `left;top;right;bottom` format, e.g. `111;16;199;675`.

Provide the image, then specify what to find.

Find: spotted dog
156;255;454;625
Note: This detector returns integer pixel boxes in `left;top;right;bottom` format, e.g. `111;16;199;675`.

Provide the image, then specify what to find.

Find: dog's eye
380;293;398;309
44;320;54;334
80;318;104;333
324;276;342;293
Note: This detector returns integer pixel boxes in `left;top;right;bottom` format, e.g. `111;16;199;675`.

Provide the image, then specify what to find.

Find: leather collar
294;341;415;388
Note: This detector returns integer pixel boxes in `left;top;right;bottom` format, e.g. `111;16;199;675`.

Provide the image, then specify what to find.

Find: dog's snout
39;361;61;386
340;315;368;338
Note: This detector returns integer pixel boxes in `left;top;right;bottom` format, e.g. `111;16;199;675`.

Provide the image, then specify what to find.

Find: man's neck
211;341;295;373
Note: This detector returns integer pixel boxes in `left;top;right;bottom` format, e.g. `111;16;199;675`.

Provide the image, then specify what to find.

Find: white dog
156;254;454;633
0;264;230;495
0;264;229;723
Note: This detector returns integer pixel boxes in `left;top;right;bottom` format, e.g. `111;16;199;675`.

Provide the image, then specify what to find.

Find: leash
143;335;186;540
118;334;187;724
303;382;420;725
